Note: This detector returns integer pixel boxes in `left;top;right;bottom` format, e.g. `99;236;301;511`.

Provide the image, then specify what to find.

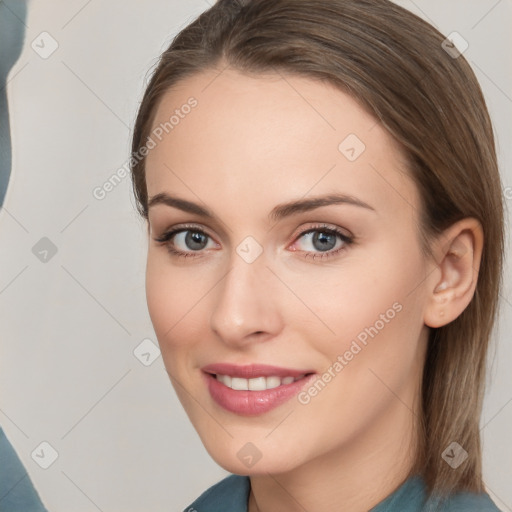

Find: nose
209;250;283;348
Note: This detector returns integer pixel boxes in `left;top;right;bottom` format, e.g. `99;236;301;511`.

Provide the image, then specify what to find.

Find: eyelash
153;223;354;261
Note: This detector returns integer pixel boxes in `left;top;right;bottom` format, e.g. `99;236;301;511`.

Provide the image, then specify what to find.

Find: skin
144;67;483;512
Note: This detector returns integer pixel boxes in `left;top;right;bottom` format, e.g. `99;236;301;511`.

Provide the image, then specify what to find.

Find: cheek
293;290;425;454
287;242;423;346
312;243;427;407
302;237;427;382
145;250;224;381
145;252;196;351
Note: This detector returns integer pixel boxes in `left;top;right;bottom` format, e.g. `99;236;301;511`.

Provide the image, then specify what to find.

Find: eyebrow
147;192;376;222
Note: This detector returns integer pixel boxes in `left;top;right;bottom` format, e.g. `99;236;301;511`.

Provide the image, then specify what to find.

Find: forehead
145;67;418;220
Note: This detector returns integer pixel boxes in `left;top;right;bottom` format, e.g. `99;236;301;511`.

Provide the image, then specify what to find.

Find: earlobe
423;218;483;328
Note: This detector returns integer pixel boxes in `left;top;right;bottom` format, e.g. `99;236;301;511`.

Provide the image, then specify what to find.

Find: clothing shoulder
183;474;250;512
372;474;502;512
424;490;502;512
0;427;48;512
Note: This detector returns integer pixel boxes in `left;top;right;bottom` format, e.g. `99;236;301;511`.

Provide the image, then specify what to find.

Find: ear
423;218;483;328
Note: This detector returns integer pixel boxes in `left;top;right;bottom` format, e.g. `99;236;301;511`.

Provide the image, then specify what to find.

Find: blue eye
172;230;210;251
154;223;354;260
154;225;215;258
291;225;353;260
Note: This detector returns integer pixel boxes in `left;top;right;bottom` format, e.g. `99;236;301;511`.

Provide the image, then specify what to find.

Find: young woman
129;1;505;510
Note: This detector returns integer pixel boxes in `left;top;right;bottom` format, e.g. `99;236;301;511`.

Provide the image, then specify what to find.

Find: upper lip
201;363;315;379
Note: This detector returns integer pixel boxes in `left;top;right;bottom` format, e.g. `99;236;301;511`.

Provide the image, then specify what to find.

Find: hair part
130;0;505;499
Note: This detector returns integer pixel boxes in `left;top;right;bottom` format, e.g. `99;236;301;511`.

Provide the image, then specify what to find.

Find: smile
214;373;306;391
201;365;317;416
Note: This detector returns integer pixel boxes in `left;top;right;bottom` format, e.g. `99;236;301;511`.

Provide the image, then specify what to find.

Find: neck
248;379;422;512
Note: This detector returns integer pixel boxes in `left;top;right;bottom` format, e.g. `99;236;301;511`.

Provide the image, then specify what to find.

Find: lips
201;363;314;379
201;363;317;415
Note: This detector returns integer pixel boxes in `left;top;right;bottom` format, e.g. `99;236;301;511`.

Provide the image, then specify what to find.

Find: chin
213;457;294;476
201;438;306;476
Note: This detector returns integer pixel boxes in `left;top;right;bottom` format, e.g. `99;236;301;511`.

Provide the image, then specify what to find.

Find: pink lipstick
202;363;316;416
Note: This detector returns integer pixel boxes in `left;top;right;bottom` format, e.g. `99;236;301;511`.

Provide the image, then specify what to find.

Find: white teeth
248;377;267;391
215;374;305;391
266;376;281;389
218;374;231;388
231;377;248;390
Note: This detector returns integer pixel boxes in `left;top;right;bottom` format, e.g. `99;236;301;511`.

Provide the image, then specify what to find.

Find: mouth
207;372;313;391
201;363;317;415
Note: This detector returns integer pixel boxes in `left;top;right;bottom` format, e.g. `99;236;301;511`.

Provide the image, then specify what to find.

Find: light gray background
1;1;511;511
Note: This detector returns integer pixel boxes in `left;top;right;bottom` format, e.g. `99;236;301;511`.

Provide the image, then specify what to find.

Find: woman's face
144;68;433;475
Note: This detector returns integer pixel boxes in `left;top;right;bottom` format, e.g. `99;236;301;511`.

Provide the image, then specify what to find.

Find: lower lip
203;372;316;416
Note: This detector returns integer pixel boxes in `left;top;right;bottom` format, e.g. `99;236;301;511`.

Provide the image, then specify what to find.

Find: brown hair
129;0;505;500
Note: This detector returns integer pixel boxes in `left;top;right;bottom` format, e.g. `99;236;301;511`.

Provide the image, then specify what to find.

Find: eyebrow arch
269;193;376;221
147;192;376;222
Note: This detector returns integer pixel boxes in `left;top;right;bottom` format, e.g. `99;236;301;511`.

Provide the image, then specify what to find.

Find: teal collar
184;472;500;512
